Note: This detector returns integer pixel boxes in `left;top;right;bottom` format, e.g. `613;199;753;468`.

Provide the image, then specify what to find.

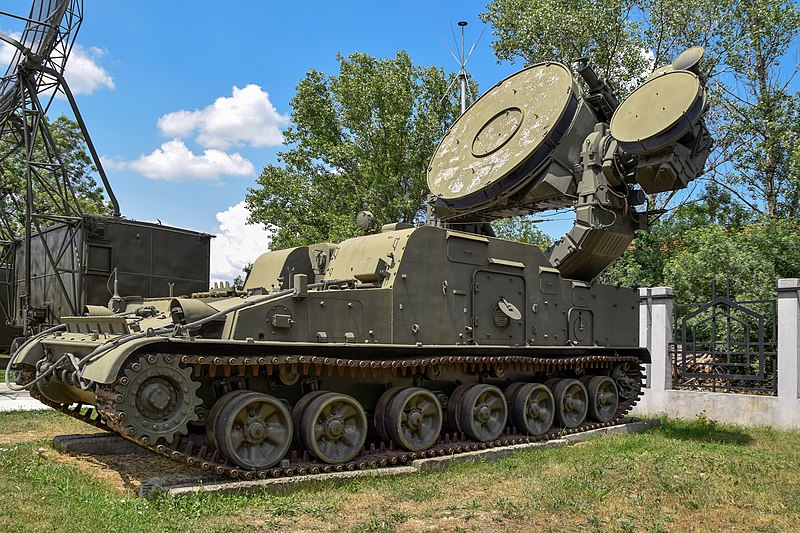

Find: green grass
0;409;90;435
1;365;20;384
0;412;798;532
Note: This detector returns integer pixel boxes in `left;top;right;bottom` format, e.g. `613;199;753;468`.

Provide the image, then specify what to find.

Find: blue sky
4;1;523;279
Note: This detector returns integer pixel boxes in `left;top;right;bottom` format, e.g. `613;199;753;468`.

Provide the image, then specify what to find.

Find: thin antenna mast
440;20;485;115
457;21;467;113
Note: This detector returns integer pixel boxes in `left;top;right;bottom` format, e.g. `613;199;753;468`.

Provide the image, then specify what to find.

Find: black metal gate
670;281;777;395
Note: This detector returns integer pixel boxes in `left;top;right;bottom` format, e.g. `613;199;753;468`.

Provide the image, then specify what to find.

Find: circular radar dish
428;62;579;209
610;70;705;155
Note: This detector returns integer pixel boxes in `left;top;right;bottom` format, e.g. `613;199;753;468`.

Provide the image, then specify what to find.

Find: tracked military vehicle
8;48;711;478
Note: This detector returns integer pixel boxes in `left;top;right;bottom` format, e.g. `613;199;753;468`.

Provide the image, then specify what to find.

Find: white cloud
0;33;18;66
0;35;113;95
157;84;288;149
111;85;286;182
125;139;255;181
100;155;126;171
210;201;273;281
64;45;115;95
106;85;289;182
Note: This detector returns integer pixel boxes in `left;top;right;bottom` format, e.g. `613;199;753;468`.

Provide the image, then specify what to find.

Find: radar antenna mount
0;0;121;334
427;50;712;281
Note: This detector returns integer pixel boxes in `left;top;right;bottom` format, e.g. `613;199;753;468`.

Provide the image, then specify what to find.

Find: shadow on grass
656;418;754;446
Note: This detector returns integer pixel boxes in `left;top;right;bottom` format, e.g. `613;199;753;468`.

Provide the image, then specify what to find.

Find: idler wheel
213;391;292;470
298;392;367;464
582;376;619;422
377;387;442;452
505;382;555;435
547;378;588;428
611;362;641;401
451;384;507;442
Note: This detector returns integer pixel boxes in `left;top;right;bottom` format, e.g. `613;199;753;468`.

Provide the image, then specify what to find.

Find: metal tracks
23;354;644;481
22;368;110;431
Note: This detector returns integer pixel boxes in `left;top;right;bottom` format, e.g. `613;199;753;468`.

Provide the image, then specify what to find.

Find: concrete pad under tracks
0;382;51;412
49;418;660;498
53;433;149;456
561;418;660;444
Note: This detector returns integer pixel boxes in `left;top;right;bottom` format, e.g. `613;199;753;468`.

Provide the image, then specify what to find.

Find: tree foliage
714;1;800;219
482;0;654;94
246;51;462;249
0;115;110;240
603;186;743;287
604;186;799;302
664;220;800;303
492;217;554;251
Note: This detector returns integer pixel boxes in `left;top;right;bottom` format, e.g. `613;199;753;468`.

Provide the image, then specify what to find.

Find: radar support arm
573;57;619;123
0;33;37;64
545;124;645;280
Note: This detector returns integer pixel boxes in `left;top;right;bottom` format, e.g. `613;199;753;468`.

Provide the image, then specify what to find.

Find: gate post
777;279;800;403
639;287;674;413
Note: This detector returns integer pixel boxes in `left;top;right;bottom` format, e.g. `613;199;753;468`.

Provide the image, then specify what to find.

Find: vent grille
493;305;510;329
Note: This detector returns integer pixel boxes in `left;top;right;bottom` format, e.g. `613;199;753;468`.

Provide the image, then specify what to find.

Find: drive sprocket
111;354;202;444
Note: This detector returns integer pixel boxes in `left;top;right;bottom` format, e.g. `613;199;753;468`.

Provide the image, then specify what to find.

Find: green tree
492;216;553;250
712;1;800;219
246;51;462;249
600;229;666;288
605;185;799;300
603;184;754;287
663;219;800;303
0;115;111;240
481;0;652;94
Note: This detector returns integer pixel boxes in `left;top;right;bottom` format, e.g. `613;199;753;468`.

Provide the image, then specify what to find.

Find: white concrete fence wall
631;278;800;429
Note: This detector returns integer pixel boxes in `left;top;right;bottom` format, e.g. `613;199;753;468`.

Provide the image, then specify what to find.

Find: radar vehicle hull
12;226;646;476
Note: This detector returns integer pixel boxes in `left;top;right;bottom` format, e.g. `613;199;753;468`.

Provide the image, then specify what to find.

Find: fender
81;337;171;384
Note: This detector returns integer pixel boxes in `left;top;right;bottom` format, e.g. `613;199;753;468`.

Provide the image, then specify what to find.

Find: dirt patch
2;436;193;494
0;414;193;493
0;424;94;445
50;448;191;493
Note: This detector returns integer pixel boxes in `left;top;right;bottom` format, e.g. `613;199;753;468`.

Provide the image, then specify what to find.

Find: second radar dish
428;63;579;210
610;71;705;155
